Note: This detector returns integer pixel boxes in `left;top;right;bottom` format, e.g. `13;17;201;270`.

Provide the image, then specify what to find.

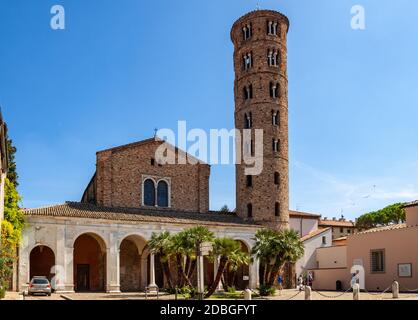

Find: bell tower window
243;23;252;40
272;110;279;126
246;175;253;187
274;172;280;185
244;85;253;100
244;112;252;129
275;202;280;217
247;203;253;218
272;139;280;153
270;82;279;98
268;49;279;67
243;52;253;70
267;21;278;36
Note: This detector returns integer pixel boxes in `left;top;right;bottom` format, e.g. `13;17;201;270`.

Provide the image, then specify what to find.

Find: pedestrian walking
298;274;304;291
277;275;284;295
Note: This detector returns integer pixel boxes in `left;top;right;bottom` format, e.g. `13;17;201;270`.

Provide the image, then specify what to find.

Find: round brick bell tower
231;10;290;230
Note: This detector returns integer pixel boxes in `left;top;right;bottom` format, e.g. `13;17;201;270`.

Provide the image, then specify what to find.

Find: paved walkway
4;289;418;300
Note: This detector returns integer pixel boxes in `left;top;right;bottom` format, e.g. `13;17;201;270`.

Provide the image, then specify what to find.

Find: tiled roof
403;200;418;208
289;210;321;219
353;224;407;235
319;220;355;228
300;228;331;242
22;202;261;228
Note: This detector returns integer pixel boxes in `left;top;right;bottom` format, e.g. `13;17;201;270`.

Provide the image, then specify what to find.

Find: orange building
311;201;418;292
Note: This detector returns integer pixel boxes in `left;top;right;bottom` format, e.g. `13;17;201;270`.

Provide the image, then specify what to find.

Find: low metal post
244;288;252;300
353;284;360;300
305;286;312;300
392;281;399;299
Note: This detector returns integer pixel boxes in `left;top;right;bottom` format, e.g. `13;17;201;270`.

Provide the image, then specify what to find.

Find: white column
18;234;30;292
214;256;223;291
63;246;74;292
148;253;157;288
140;256;148;289
106;233;121;293
249;256;259;289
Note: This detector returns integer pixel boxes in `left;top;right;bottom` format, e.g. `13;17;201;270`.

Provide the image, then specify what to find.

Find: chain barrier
363;285;392;296
286;290;302;300
312;286;352;299
399;284;418;293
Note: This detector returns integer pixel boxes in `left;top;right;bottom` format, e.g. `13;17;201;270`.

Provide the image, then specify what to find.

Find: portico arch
29;245;55;282
119;234;147;292
73;233;107;292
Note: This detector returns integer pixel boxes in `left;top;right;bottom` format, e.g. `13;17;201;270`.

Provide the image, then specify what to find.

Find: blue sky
1;0;418;220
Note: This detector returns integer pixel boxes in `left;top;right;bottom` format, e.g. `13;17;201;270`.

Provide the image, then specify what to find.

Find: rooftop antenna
256;1;260;10
154;128;158;139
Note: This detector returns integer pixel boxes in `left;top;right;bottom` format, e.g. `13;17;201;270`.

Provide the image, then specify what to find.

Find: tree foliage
0;138;24;298
6;136;18;187
356;203;406;230
252;228;304;295
148;227;249;299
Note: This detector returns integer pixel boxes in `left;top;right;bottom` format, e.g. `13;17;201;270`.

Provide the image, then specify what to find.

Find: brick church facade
18;9;300;293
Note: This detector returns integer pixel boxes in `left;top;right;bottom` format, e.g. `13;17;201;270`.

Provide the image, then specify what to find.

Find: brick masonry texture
94;139;210;213
232;10;290;230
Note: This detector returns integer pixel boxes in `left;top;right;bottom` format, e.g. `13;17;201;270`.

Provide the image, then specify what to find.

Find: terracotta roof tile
319;220;355;227
353;224;407;235
23;202;261;228
300;228;331;242
289;210;321;219
403;200;418;208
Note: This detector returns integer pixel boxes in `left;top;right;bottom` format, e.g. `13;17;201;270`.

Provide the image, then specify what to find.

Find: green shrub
0;285;6;299
178;286;197;299
259;284;276;296
226;286;236;293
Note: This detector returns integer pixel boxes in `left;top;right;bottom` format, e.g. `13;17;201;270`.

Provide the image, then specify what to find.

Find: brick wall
231;10;290;229
95;139;210;213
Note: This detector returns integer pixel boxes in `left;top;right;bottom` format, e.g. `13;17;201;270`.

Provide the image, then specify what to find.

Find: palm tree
168;227;215;288
222;249;250;290
252;228;304;290
148;231;174;289
169;232;192;287
205;238;243;298
184;227;215;281
251;229;279;285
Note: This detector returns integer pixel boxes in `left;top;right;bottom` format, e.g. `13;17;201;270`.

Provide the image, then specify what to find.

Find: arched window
244;112;252;129
272;139;280;153
274;172;280;185
275;202;280;217
157;180;169;207
246;175;253;187
272;110;279;126
243;23;252;40
243;52;253;70
267;20;278;36
244;85;253;100
143;179;156;206
270;82;279;98
247;203;253;218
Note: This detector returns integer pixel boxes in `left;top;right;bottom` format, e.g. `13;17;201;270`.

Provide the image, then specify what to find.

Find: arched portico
119;234;147;292
73;233;107;292
29;245;55;282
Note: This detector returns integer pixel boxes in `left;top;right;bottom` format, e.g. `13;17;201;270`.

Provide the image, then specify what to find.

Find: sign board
199;242;213;256
398;264;412;278
243;275;250;281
